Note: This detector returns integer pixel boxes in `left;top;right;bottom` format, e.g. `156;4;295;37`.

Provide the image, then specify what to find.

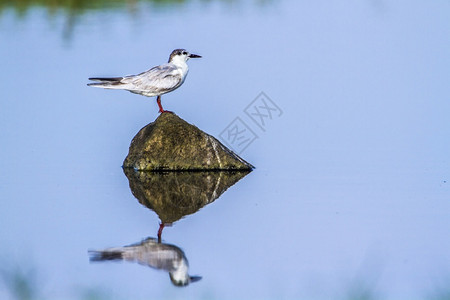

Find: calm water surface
0;1;449;299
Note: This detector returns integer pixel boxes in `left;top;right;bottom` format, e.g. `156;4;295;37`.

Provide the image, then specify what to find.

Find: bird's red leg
156;96;173;114
157;96;165;113
157;223;165;243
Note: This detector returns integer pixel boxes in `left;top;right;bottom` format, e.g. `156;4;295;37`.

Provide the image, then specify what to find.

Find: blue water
1;1;449;299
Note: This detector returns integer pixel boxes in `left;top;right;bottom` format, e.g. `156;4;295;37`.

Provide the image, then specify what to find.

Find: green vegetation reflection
0;0;272;14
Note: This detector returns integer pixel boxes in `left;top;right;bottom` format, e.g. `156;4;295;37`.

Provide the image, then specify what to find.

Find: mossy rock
123;113;254;171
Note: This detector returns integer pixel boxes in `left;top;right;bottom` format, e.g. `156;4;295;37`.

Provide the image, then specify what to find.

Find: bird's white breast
171;60;189;81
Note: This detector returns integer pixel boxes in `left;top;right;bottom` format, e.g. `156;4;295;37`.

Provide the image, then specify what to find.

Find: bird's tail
88;249;124;262
87;77;126;89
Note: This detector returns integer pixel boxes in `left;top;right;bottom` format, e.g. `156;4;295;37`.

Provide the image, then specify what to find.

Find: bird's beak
189;276;202;283
188;54;202;58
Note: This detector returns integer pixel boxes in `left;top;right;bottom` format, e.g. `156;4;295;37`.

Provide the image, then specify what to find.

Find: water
0;0;449;299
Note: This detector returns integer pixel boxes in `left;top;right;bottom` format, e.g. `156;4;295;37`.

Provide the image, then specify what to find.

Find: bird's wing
119;241;184;271
121;64;182;93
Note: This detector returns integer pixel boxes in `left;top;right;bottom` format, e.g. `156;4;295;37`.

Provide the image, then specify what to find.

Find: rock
123;168;250;224
123;113;254;171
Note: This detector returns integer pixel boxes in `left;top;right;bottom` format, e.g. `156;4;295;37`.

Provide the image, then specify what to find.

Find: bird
87;49;201;113
89;237;202;287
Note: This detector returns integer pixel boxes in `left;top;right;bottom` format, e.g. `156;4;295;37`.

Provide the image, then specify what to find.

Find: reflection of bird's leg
157;223;165;243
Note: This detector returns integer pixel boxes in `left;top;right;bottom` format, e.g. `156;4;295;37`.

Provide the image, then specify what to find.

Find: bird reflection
89;237;201;287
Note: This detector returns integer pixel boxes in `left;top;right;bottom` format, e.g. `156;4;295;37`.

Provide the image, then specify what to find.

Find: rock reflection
123;169;250;226
89;237;201;287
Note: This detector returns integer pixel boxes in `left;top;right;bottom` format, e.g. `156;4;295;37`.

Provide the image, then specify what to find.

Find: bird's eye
182;51;187;55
